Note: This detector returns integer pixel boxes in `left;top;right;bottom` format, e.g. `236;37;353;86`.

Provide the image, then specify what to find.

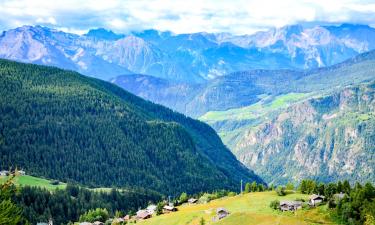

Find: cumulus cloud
0;0;374;34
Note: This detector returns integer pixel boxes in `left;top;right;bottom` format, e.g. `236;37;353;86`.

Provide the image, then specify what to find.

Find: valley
0;17;375;225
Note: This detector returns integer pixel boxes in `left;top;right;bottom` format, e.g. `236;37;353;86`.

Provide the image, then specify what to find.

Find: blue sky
0;0;375;34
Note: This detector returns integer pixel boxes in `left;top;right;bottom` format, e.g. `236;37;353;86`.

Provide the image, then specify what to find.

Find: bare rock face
234;82;375;185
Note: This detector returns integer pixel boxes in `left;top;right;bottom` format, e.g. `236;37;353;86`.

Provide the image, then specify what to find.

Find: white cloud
0;0;374;34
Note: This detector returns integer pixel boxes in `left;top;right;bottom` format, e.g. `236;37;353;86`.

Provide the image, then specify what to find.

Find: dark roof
310;194;325;200
216;207;229;214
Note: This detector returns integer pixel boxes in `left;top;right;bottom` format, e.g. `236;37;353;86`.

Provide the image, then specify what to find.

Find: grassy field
0;175;67;191
137;191;336;225
200;93;310;123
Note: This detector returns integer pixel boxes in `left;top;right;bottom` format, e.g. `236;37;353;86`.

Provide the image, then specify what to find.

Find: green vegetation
0;175;66;191
0;59;261;195
79;208;109;223
0;176;25;225
276;186;286;196
13;183;161;224
200;93;309;122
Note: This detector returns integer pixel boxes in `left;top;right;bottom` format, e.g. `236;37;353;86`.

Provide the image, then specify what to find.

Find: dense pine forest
0;59;261;195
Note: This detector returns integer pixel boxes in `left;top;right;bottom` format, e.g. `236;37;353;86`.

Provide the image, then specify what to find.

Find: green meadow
138;191;335;225
0;175;66;191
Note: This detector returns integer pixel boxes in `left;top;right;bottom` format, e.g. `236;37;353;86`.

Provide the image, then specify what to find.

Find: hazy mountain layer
1;24;375;83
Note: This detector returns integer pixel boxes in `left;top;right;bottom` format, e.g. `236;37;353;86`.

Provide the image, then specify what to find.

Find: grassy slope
0;175;66;191
200;93;310;122
199;93;312;149
138;191;335;225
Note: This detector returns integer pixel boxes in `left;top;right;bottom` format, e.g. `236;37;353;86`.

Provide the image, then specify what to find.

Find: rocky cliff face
234;82;375;184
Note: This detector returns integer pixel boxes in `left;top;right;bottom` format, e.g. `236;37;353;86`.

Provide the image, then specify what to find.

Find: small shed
188;198;198;204
163;205;177;213
216;207;230;220
93;221;104;225
333;192;346;203
309;194;325;206
136;210;152;220
0;170;9;176
146;204;157;214
79;222;93;225
280;201;303;211
123;215;130;221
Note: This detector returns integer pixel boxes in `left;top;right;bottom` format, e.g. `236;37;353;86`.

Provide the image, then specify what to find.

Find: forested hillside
0;59;261;195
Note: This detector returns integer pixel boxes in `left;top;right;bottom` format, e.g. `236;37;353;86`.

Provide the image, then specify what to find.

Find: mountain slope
234;81;375;184
0;59;262;195
197;51;375;184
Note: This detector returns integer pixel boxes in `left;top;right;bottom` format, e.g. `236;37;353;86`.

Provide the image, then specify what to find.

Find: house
333;192;346;203
216;207;230;220
309;194;325;206
79;222;93;225
0;170;9;176
146;204;157;214
136;210;152;220
93;221;104;225
279;201;303;211
18;170;26;175
112;218;124;224
123;215;130;221
188;198;198;204
163;205;177;213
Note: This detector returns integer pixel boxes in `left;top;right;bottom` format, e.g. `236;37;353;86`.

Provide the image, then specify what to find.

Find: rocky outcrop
234;82;375;184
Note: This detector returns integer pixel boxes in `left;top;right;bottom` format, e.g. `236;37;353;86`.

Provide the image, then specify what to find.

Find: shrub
270;200;280;210
276;186;286;196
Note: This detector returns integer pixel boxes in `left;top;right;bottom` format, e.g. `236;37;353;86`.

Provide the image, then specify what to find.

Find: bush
276;186;286;196
270;200;280;210
79;208;109;222
227;192;236;197
179;192;188;204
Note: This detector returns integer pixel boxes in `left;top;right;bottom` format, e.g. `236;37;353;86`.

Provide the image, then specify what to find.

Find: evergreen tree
244;183;251;193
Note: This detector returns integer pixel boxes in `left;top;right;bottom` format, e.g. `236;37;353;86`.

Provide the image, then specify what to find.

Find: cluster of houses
0;169;26;176
279;193;347;212
279;194;325;211
78;202;179;225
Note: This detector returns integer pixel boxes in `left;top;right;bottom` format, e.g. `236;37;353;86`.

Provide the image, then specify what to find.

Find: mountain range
114;50;375;185
1;23;375;186
1;24;375;83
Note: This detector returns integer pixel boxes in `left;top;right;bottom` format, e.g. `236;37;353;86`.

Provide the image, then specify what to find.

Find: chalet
279;201;303;211
333;192;346;203
163;205;177;213
123;215;130;221
188;198;198;204
216;207;230;220
112;218;124;224
79;222;93;225
146;204;157;214
309;194;325;206
136;210;152;220
0;170;9;176
93;222;104;225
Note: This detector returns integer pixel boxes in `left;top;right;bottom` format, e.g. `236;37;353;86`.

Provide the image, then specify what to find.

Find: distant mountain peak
85;28;125;40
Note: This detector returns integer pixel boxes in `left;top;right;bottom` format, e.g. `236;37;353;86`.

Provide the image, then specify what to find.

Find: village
75;190;348;225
